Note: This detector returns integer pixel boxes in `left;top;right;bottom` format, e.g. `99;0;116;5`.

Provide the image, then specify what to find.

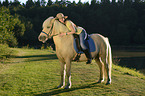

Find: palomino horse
38;17;112;89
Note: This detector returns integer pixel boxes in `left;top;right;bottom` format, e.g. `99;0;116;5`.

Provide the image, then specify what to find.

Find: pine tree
78;0;82;5
26;0;35;8
133;29;145;44
91;0;96;5
35;0;40;7
11;0;21;6
55;0;59;4
47;0;53;6
3;0;9;7
41;0;46;6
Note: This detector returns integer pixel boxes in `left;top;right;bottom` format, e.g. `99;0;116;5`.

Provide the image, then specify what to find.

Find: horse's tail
106;38;112;80
107;41;112;69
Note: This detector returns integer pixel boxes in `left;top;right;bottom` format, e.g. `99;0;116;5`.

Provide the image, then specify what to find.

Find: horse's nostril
39;36;46;41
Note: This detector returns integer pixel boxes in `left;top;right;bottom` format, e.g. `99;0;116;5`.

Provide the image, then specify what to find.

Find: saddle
73;34;96;61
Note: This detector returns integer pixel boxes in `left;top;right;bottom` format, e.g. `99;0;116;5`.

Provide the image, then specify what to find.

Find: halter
42;21;54;37
42;31;49;36
42;19;60;37
42;19;64;37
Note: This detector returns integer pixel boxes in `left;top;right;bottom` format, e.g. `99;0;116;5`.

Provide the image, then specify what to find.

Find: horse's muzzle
38;35;47;42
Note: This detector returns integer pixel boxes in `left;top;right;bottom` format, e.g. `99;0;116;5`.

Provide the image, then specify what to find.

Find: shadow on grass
15;54;57;60
22;54;58;62
35;82;101;96
1;54;58;64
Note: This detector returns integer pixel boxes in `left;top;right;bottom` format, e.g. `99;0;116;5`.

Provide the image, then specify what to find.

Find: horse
38;17;112;89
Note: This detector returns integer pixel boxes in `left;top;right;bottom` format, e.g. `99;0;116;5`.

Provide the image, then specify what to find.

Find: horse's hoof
106;81;111;85
97;81;101;83
97;79;104;83
64;86;71;89
57;85;64;88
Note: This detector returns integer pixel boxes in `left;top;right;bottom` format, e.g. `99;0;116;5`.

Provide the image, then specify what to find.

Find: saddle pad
74;36;96;53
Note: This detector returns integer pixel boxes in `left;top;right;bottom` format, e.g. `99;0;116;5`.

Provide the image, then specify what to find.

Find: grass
0;44;17;59
0;48;145;96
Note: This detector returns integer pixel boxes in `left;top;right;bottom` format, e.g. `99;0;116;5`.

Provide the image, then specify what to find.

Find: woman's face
59;18;65;23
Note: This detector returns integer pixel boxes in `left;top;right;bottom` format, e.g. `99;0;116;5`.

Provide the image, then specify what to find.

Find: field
0;48;145;96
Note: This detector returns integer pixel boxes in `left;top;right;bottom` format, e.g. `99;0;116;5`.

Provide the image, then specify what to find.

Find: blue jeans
79;29;88;50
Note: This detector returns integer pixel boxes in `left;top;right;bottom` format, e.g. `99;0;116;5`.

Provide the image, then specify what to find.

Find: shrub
0;44;14;59
0;7;25;47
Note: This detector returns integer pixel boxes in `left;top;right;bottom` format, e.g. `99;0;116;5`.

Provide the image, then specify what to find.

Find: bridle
42;19;59;37
41;31;49;36
42;21;54;37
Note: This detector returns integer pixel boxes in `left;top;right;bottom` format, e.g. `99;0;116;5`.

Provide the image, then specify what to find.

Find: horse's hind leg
95;57;104;83
102;56;111;85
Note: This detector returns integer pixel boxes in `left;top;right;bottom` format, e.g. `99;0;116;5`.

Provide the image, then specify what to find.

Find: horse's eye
47;26;50;28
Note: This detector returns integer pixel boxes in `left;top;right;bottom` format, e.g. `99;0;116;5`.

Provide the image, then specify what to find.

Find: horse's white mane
42;16;69;35
42;17;54;28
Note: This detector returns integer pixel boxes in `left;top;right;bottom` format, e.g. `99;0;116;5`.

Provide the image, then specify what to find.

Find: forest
1;0;145;48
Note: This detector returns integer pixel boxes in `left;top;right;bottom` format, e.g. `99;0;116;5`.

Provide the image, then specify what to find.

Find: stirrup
86;59;92;64
73;53;81;62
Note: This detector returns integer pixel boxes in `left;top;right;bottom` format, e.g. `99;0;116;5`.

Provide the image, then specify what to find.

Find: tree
11;0;21;6
26;0;34;8
5;0;145;46
101;0;110;3
41;0;46;6
111;24;130;45
47;0;53;6
0;7;25;47
91;0;96;5
112;0;116;4
78;0;82;5
3;0;9;7
133;29;145;44
134;0;140;3
12;15;25;41
0;1;2;6
21;20;38;46
35;0;40;7
55;0;59;4
124;0;132;8
60;0;66;5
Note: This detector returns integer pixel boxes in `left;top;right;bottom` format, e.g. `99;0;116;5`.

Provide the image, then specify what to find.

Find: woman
55;13;91;64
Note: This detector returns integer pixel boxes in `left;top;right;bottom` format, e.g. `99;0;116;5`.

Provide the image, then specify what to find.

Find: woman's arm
66;24;76;35
59;22;76;36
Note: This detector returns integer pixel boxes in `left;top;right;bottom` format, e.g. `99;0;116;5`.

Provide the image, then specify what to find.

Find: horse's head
38;17;55;43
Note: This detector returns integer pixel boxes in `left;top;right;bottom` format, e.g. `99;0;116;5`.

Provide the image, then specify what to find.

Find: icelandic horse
38;17;112;89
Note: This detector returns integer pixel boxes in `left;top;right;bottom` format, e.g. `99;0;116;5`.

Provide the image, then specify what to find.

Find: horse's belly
79;54;87;61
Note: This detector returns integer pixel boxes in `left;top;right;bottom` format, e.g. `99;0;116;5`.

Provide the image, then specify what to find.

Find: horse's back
90;34;109;45
90;33;110;57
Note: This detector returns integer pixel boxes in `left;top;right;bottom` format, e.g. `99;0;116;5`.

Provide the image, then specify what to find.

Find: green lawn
0;48;145;96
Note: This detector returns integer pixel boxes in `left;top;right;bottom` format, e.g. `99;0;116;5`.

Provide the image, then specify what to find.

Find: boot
83;49;92;64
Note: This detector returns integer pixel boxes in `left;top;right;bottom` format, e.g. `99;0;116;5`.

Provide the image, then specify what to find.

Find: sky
0;0;92;4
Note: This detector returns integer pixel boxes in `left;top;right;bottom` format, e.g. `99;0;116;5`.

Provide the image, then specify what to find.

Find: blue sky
1;0;92;4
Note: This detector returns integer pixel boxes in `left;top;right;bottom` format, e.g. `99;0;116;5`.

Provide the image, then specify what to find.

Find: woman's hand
59;33;66;37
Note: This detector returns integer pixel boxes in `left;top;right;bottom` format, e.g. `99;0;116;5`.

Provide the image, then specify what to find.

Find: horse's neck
53;20;74;50
53;20;68;35
53;35;74;49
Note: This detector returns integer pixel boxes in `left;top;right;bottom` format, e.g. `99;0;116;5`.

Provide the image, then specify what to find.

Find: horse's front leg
58;61;66;88
65;59;71;89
